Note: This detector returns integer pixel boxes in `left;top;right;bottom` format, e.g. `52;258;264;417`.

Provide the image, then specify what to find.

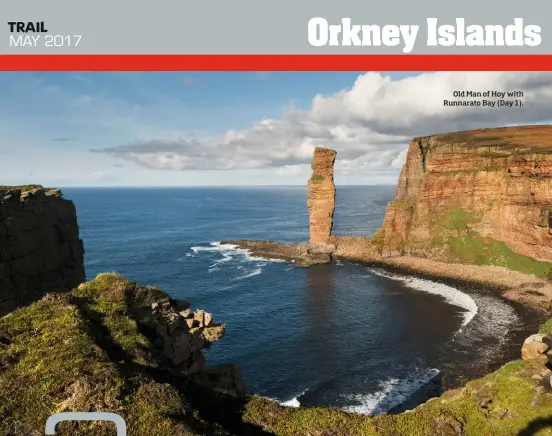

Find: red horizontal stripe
0;54;551;71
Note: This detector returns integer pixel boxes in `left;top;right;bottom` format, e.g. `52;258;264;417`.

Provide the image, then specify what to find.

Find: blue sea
65;186;525;415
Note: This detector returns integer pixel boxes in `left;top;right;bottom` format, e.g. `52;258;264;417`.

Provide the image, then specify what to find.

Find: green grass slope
2;273;552;435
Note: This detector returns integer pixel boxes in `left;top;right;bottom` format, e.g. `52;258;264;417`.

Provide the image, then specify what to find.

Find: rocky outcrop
0;185;85;316
521;334;549;361
151;299;226;375
0;273;247;435
375;125;552;275
307;147;337;252
220;240;331;267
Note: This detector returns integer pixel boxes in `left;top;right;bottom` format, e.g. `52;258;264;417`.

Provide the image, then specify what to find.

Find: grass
0;273;235;435
439;166;504;176
421;207;552;278
244;314;552;435
310;174;325;183
243;356;552;435
445;235;552;277
441;207;474;232
4;272;552;435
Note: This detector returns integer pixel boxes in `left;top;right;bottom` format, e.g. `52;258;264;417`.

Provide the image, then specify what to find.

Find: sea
65;185;533;415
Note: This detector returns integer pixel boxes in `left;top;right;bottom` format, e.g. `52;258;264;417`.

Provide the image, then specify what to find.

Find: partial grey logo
45;412;126;435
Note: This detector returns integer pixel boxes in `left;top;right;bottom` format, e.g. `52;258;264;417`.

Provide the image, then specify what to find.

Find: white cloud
91;71;552;180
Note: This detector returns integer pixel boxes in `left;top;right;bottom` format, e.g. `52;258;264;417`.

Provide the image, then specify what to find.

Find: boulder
521;334;549;360
149;299;223;374
194;309;213;327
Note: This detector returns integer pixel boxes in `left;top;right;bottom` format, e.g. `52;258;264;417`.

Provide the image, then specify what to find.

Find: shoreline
220;238;550;413
331;257;545;410
223;237;552;313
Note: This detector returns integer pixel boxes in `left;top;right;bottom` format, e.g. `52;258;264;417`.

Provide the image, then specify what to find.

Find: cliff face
0;186;85;315
377;125;552;276
308;147;337;250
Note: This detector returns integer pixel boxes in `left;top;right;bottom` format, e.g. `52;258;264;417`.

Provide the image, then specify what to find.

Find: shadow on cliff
71;294;274;436
518;417;552;435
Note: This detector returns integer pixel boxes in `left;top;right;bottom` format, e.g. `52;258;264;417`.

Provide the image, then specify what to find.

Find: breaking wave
189;241;283;280
343;369;440;416
264;389;309;408
370;269;478;328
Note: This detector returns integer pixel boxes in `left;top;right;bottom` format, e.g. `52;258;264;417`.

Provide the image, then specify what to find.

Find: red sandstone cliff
308;147;337;251
376;125;552;275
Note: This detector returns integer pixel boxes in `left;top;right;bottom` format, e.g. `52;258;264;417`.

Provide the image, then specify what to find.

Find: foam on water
281;397;301;407
190;241;284;279
264;389;309;408
370;269;478;328
191;242;284;262
236;267;263;280
343;368;440;416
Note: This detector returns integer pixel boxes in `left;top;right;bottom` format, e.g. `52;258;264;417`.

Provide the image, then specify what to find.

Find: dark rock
0;185;85;316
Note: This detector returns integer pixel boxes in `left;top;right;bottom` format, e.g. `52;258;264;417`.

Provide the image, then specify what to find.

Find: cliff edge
3;273;552;435
0;185;85;316
0;273;247;436
375;125;552;278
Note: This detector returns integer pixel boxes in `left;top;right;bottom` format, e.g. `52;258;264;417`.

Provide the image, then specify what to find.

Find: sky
1;71;552;187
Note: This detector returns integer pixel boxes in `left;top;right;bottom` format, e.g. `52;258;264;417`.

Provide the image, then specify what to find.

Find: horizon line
55;184;398;189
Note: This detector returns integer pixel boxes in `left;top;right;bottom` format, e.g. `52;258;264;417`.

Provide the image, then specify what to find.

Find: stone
203;324;225;343
521;334;549;360
0;185;85;316
172;347;192;366
194;364;246;397
186;351;206;374
150;299;225;375
308;147;337;248
203;312;213;327
376;125;552;263
179;308;192;318
167;316;182;334
172;332;191;347
154;319;167;336
184;318;197;329
194;309;213;327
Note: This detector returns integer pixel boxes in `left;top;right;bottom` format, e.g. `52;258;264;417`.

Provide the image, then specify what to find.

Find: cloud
113;163;125;168
87;171;106;180
182;75;200;85
91;72;552;177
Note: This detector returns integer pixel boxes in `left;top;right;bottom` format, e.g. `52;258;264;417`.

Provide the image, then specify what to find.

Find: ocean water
66;186;525;414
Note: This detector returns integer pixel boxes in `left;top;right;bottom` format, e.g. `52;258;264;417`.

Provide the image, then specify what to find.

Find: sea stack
307;147;337;253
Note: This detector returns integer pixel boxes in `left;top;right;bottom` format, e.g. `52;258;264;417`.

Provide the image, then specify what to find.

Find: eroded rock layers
377;125;552;265
308;147;337;249
0;186;85;315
